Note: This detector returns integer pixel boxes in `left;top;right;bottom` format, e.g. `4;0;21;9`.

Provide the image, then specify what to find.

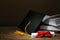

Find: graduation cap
18;10;45;34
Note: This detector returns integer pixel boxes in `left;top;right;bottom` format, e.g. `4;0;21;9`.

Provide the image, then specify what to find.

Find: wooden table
0;26;60;40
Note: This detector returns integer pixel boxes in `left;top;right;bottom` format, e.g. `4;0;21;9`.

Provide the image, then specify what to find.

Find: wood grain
0;26;60;40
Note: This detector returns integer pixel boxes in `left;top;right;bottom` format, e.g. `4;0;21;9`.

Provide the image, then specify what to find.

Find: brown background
0;0;60;26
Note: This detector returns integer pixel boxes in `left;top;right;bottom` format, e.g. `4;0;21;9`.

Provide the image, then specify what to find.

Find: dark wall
0;0;60;26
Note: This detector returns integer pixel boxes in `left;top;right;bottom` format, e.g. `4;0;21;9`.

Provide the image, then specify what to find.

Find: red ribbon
36;31;52;38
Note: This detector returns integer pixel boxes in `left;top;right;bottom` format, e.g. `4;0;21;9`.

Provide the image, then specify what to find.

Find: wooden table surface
0;26;60;40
